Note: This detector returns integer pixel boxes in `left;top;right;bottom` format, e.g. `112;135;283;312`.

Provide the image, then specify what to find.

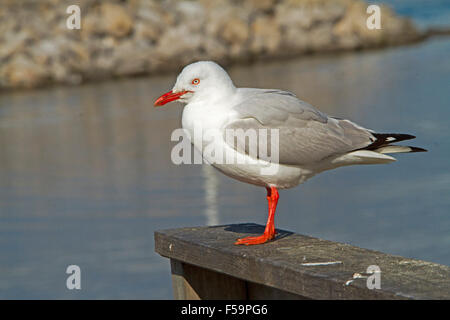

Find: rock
283;26;311;52
0;54;48;88
246;0;277;11
222;17;249;44
101;3;133;38
309;23;334;50
275;4;315;30
333;1;420;47
202;37;228;60
136;5;164;26
0;0;424;90
250;16;281;54
176;1;206;23
155;26;204;64
333;1;380;45
112;40;152;76
30;39;59;65
170;1;207;38
135;3;165;42
220;17;250;57
65;41;90;71
134;21;159;43
0;30;32;61
83;3;133;38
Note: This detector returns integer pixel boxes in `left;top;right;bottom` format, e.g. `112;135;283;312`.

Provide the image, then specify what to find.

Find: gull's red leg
235;186;279;245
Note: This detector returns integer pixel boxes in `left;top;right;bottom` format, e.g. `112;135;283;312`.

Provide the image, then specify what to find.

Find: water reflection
202;164;219;226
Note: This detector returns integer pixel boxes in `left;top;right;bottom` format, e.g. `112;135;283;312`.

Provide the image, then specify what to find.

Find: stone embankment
0;0;424;90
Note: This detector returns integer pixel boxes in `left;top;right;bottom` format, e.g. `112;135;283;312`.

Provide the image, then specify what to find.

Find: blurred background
0;0;449;299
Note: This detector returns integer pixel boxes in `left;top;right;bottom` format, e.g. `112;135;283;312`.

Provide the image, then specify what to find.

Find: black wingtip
409;146;427;153
404;134;416;140
363;133;418;151
373;133;416;142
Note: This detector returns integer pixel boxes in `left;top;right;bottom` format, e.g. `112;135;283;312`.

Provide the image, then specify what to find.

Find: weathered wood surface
170;259;248;299
155;223;450;300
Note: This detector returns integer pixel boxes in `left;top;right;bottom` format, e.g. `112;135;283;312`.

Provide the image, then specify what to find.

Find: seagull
154;61;426;245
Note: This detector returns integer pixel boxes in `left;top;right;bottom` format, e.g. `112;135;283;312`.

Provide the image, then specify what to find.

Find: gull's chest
182;103;231;139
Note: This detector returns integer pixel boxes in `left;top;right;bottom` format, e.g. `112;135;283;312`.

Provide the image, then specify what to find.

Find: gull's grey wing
225;89;375;165
233;88;329;124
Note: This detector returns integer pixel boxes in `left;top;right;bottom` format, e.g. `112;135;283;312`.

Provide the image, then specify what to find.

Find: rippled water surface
1;17;449;299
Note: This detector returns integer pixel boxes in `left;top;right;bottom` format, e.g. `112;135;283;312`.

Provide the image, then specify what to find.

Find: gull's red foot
234;232;275;246
235;186;279;246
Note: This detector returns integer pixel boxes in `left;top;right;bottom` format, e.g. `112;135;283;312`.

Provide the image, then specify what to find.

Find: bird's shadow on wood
222;223;293;242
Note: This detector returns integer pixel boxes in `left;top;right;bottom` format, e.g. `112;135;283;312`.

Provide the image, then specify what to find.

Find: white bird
154;61;426;245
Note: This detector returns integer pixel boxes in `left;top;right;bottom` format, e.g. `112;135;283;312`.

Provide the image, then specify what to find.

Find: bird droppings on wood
301;261;343;266
345;273;366;286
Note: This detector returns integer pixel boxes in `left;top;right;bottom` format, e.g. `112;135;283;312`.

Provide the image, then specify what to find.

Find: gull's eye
191;78;200;85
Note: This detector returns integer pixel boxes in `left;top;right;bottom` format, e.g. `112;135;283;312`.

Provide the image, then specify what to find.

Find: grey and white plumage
160;61;426;189
226;88;376;165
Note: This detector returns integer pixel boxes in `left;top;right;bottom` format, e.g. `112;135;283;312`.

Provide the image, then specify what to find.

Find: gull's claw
234;233;275;246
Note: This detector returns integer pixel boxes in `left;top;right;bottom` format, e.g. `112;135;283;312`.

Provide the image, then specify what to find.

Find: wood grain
155;223;450;300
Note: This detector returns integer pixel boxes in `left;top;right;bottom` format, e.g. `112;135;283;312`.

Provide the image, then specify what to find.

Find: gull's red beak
154;90;191;107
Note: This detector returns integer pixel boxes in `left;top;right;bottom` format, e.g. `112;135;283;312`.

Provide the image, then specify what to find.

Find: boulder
0;0;425;90
250;16;282;54
0;54;48;88
83;3;133;38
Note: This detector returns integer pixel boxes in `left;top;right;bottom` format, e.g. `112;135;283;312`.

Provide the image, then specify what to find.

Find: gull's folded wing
224;89;376;165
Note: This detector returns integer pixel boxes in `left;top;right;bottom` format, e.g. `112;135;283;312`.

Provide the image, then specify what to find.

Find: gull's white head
154;61;236;106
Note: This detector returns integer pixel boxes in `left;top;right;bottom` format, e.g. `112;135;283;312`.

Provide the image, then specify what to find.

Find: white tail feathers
339;145;426;166
335;150;396;165
375;145;425;154
331;141;425;168
349;150;396;164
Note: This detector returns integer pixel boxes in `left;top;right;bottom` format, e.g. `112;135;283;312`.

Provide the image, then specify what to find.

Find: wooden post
170;259;247;299
155;223;450;300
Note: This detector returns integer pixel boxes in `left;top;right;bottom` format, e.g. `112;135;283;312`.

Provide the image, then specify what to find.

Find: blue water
376;0;450;29
0;2;449;299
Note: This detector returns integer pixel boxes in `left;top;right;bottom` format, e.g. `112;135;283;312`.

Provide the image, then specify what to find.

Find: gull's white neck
181;87;239;135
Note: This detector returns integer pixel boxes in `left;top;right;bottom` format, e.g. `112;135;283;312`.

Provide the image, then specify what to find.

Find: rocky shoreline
0;0;427;90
